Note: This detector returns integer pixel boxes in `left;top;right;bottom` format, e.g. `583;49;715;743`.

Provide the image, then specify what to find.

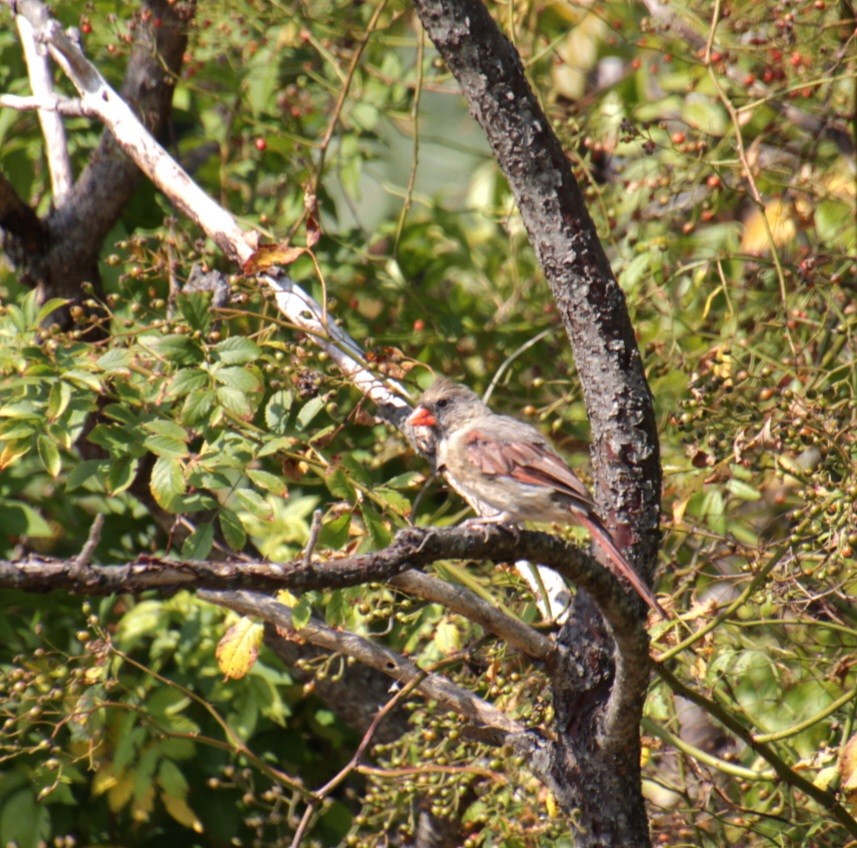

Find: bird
406;377;665;617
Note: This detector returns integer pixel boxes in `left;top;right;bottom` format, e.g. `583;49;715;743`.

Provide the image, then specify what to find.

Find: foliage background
1;0;856;846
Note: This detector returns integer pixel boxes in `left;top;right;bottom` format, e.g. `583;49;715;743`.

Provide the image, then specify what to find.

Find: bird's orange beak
407;405;437;427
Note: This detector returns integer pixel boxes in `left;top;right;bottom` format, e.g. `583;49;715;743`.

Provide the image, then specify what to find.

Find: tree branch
15;12;72;199
0;525;644;637
201;588;524;741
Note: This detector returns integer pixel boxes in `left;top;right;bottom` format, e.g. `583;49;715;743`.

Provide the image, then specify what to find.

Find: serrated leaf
246;468;288;496
167;368;208;399
63;369;103;392
324;465;356;502
181;389;216;426
216;617;264;679
181;523;214;560
216;385;253;419
150;457;186;510
383;472;424;489
296;396;326;430
257;435;298;457
361;504;391;548
214;337;262;365
318;512;351;549
37;434;61;477
325;589;349;627
265;390;295;434
219;507;247;551
214;365;261;393
176;291;212;334
373;486;411;518
96;348;134;373
144;433;188;460
233;487;273;520
145;333;204;365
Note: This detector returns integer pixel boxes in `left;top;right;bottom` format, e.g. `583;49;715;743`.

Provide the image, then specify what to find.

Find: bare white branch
0;93;89;116
15;13;72;200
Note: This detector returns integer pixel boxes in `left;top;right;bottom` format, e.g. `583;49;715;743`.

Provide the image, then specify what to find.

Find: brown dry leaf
242;242;306;274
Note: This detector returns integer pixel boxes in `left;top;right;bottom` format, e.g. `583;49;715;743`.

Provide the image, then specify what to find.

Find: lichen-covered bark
411;1;661;845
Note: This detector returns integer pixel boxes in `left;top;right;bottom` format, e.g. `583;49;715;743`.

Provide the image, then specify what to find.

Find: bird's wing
462;426;594;507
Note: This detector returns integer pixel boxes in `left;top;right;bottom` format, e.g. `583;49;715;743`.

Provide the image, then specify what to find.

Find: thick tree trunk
411;1;661;845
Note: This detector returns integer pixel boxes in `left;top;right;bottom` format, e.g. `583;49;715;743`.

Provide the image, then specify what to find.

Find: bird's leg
461;513;521;543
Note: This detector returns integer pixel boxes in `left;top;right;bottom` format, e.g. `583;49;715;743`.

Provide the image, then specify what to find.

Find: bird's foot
461;514;520;543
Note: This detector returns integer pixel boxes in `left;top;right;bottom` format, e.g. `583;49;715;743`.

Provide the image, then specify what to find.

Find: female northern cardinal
406;378;664;617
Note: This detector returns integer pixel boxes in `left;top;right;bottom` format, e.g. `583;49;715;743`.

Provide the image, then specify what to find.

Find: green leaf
36;297;71;325
361;504;391;548
372;486;411;518
318;512;351;549
66;460;106;491
145;333;204;365
233;487;273;520
181;523;215;560
219;507;247;551
181;389;217;426
96;348;134;373
167;368;209;399
324;465;356;502
176;291;212;333
214;365;261;393
106;456;139;495
46;379;72;420
156;759;189;798
726;478;761;502
296;396;326;430
214;337;262;365
265;390;294;433
36;434;61;477
291;595;312;630
0;499;53;537
246;468;288;496
0;788;51;848
216;385;254;419
150;457;186;510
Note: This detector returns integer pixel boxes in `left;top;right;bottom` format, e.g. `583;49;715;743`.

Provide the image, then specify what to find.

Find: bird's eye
435;398;449;410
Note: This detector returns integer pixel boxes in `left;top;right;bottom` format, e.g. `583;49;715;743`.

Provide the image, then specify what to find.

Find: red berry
254;138;267;151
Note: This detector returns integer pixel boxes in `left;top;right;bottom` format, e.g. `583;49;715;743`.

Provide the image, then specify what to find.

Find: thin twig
74;513;104;567
302;509;323;566
290;672;426;848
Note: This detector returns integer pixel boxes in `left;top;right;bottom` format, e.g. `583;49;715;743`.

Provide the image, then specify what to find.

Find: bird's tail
575;512;667;619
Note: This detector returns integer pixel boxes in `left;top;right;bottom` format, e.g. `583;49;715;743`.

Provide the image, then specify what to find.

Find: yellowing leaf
107;770;135;812
740;200;796;254
162;792;203;833
215;617;264;679
91;768;119;797
434;619;460;655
